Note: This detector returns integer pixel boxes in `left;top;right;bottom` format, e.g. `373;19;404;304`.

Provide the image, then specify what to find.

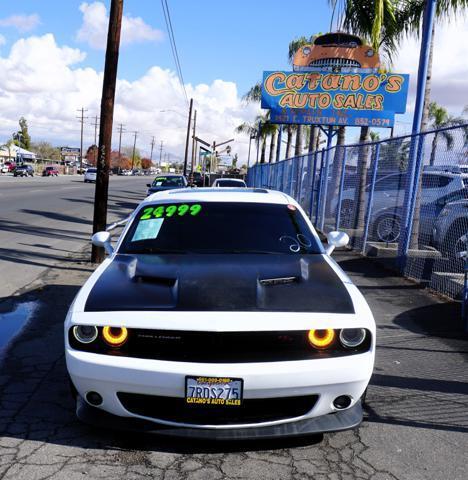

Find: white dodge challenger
65;188;375;439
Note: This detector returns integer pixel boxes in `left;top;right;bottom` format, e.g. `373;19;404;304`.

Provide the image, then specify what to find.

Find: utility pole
91;115;100;164
159;140;164;165
190;109;197;183
77;107;88;171
183;98;193;176
150;136;155;162
131;131;138;170
117;123;125;161
91;0;124;263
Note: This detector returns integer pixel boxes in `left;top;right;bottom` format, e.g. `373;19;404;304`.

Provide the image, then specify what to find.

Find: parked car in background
191;171;210;187
13;165;34;177
370;189;468;244
212;178;247;188
84;167;97;183
334;171;468;227
42;166;59;177
4;161;16;172
0;164;9;174
433;199;468;257
146;174;188;195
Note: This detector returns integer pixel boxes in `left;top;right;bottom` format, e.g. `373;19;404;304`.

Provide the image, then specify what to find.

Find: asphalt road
0;177;467;479
0;174;150;299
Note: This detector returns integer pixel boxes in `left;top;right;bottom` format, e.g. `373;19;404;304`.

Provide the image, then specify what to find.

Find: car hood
84;254;354;313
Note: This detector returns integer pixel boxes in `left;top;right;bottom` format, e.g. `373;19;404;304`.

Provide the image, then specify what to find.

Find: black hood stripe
84;254;354;313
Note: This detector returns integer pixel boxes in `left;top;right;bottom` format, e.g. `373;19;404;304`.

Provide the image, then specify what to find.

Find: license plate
185;376;243;406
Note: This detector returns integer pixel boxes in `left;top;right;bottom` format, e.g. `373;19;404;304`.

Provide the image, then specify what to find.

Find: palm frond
242;82;262;104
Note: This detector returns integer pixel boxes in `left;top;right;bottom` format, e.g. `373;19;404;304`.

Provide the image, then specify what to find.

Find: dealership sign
261;71;409;127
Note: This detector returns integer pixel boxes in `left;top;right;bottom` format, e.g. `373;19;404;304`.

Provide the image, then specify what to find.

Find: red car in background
4;161;16;172
42;166;59;177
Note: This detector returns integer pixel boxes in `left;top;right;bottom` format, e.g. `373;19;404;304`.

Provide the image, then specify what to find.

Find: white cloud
0;14;40;33
76;2;164;50
394;16;468;116
0;34;258;164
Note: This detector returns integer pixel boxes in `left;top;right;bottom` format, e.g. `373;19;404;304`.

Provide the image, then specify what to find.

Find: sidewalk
0;249;466;480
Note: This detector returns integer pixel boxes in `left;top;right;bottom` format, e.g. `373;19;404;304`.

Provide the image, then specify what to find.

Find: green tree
30;141;61;161
122;146;141;168
13;117;32;150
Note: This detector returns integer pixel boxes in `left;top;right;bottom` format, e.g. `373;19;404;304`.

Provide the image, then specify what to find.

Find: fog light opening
73;325;98;344
333;395;352;410
102;326;128;347
86;391;103;406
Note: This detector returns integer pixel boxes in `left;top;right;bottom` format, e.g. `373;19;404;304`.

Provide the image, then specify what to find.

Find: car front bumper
66;348;373;435
76;395;363;439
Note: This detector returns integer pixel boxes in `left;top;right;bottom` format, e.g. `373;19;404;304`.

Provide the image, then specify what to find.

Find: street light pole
150;136;155;162
190;110;197;183
183;98;193;176
131;131;138;170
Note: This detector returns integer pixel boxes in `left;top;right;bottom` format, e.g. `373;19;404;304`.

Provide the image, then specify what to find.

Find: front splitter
76;397;363;440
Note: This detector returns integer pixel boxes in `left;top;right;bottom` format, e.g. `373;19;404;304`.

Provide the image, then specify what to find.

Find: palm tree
287;35;318;158
331;0;399;232
427;102;467;166
241;83;279;162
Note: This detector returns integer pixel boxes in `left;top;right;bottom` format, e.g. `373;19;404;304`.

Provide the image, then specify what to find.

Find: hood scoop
85;254;354;313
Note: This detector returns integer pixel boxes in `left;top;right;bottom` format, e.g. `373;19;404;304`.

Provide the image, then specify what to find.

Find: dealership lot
0;237;466;479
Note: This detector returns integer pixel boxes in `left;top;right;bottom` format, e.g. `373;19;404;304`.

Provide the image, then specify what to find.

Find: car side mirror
146;183;151;187
325;231;349;255
91;231;114;255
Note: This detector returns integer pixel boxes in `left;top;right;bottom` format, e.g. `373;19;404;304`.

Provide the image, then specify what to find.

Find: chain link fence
247;123;468;301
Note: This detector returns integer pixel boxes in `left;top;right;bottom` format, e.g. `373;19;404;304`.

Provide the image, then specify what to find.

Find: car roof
215;178;245;183
144;188;291;205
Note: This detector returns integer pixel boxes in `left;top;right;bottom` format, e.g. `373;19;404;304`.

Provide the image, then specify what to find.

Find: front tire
374;214;401;243
441;221;468;258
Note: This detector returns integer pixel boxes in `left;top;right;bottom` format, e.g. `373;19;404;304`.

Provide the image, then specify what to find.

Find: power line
160;0;188;104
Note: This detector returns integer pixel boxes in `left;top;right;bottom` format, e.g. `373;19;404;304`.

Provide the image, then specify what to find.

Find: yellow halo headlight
102;326;128;347
307;329;335;349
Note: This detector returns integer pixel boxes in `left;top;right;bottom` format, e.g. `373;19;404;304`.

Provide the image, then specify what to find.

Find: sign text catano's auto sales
261;71;409;127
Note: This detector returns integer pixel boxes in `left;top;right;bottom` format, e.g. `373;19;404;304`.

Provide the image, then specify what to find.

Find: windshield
152;176;185;187
120;202;321;254
87;168;97;173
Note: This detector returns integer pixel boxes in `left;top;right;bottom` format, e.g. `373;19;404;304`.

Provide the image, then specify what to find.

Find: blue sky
0;0;331;95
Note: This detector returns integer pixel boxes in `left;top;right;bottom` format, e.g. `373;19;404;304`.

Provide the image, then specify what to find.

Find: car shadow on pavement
0;247;91;273
0;284;324;454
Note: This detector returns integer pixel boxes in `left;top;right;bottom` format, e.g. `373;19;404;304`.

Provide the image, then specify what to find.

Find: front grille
69;328;371;362
117;392;318;425
309;58;361;69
